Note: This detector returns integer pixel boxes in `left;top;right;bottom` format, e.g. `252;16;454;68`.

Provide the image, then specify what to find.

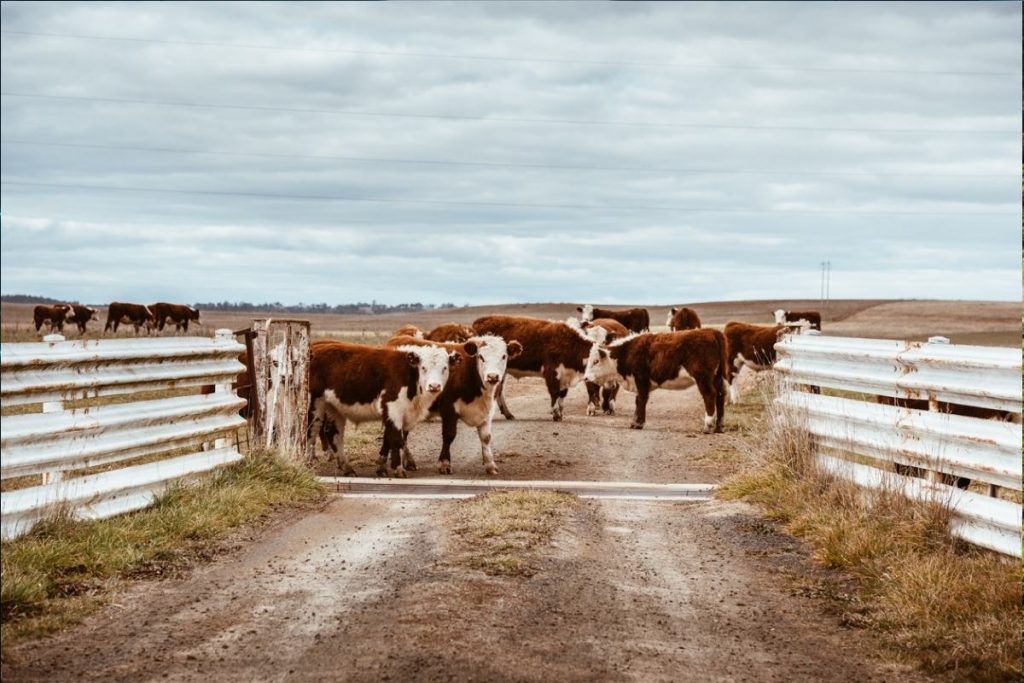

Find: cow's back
472;315;549;371
311;341;407;406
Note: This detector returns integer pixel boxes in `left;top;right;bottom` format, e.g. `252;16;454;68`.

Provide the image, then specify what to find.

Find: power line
1;92;1014;135
1;179;1014;216
1;139;1010;179
0;29;1015;78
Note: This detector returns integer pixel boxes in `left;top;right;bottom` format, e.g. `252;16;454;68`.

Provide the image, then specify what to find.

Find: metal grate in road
319;477;716;501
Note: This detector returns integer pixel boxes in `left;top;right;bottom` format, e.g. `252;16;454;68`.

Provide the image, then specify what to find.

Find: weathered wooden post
251;319;311;461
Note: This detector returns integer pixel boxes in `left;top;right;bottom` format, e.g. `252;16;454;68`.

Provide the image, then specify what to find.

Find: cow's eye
501;354;507;360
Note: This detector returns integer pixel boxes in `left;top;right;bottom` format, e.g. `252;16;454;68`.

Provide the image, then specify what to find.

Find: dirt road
3;380;931;682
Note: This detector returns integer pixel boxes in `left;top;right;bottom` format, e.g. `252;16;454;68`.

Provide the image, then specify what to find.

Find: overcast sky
1;1;1021;306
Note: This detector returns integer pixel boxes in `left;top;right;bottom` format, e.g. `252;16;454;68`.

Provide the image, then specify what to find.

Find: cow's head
773;309;786;324
584;344;621;386
403;345;459;395
666;308;678;327
189;306;201;322
469;335;522;387
575;304;595;322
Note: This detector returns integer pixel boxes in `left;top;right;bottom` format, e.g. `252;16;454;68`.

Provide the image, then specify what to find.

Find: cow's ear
671;307;678;315
463;341;478;357
507;340;523;358
580;320;591;329
407;351;420;366
605;332;619;343
576;306;583;313
448;351;462;366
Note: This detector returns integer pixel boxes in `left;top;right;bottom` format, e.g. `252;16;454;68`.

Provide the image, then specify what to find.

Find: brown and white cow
150;302;201;332
472;315;601;421
580;318;628;416
666;307;701;331
723;322;786;403
386;334;522;474
584;329;728;433
33;304;71;333
425;322;475;343
308;340;459;477
64;304;98;335
576;304;650;333
104;302;155;334
773;309;822;331
393;324;424;339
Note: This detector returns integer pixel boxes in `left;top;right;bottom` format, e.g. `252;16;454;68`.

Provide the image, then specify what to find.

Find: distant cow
393;324;424;339
65;304;98;335
425;323;475;343
580;318;629;416
104;302;155;334
723;322;786;403
386;334;522;475
773;309;821;331
584;329;728;433
472;315;601;421
576;305;650;333
308;340;459;477
33;304;71;333
150;303;201;332
666;307;701;331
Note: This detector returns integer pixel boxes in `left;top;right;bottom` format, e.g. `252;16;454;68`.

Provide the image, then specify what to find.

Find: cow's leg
585;381;601;416
629;382;650;429
401;429;416;471
182;320;189;332
696;375;718;434
34;317;43;332
438;405;458;474
602;384;619;415
329;419;356;476
477;420;498;475
714;370;726;433
380;422;406;478
543;368;563;421
496;377;515;420
729;359;743;404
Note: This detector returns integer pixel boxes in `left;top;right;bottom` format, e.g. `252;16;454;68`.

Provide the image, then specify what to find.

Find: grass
446;490;577;577
719;391;1022;682
0;453;324;655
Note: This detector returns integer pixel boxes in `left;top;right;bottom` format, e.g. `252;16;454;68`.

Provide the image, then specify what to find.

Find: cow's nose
428;383;442;393
486;373;501;384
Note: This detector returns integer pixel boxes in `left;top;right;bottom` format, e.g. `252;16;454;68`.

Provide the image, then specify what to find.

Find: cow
64;304;98;335
472;315;601;421
425;323;475;343
150;302;201;332
308;340;459;477
33;304;71;333
576;304;650;333
393;324;424;339
580;318;629;416
385;334;522;475
723;322;786;404
773;309;822;331
104;302;155;334
584;329;728;433
666;307;701;331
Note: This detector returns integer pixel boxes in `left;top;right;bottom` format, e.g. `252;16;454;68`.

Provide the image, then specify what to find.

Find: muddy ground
3;378;938;682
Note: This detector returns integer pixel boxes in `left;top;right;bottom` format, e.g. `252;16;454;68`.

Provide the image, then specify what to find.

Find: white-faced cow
33;304;71;333
64;304;98;335
723;321;786;403
308;340;459;477
150;303;201;332
580;318;628;416
773;309;821;331
104;302;155;334
472;315;600;421
576;305;650;333
425;323;475;343
386;334;522;475
666;307;701;331
584;329;728;433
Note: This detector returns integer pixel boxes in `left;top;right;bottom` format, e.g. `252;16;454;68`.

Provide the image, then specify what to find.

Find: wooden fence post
250;319;310;461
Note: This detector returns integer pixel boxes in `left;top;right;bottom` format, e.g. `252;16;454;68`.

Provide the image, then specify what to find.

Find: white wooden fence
774;333;1022;557
1;330;247;540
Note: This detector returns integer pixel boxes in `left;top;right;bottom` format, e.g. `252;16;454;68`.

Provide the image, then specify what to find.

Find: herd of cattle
32;302;200;335
306;305;823;478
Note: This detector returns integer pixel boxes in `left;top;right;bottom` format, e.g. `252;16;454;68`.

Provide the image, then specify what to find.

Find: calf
472;315;600;421
104;302;155;334
386;335;522;474
724;322;786;403
308;340;459;477
584;329;728;433
150;302;201;332
425;322;475;343
576;304;650;333
33;304;71;333
580;318;629;416
666;307;701;331
64;304;98;335
773;309;822;331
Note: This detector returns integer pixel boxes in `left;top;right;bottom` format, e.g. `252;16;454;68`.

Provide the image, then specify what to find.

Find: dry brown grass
720;391;1022;681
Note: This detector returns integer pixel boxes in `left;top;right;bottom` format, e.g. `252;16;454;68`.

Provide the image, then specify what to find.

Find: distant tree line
1;294;76;304
190;301;459;314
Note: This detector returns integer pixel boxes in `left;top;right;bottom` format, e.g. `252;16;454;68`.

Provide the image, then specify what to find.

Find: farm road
4;380;931;682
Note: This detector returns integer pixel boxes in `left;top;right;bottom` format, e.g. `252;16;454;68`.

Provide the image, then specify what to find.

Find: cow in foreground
576;304;650;333
65;304;98;335
150;303;201;332
584;329;728;433
723;322;786;403
33;304;71;333
666;307;701;331
425;323;475;343
308;340;459;477
104;302;155;334
472;315;600;421
386;334;522;474
580;318;628;416
773;309;821;331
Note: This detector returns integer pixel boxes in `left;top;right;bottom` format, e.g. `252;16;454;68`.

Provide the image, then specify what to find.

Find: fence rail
775;334;1022;557
1;330;247;540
